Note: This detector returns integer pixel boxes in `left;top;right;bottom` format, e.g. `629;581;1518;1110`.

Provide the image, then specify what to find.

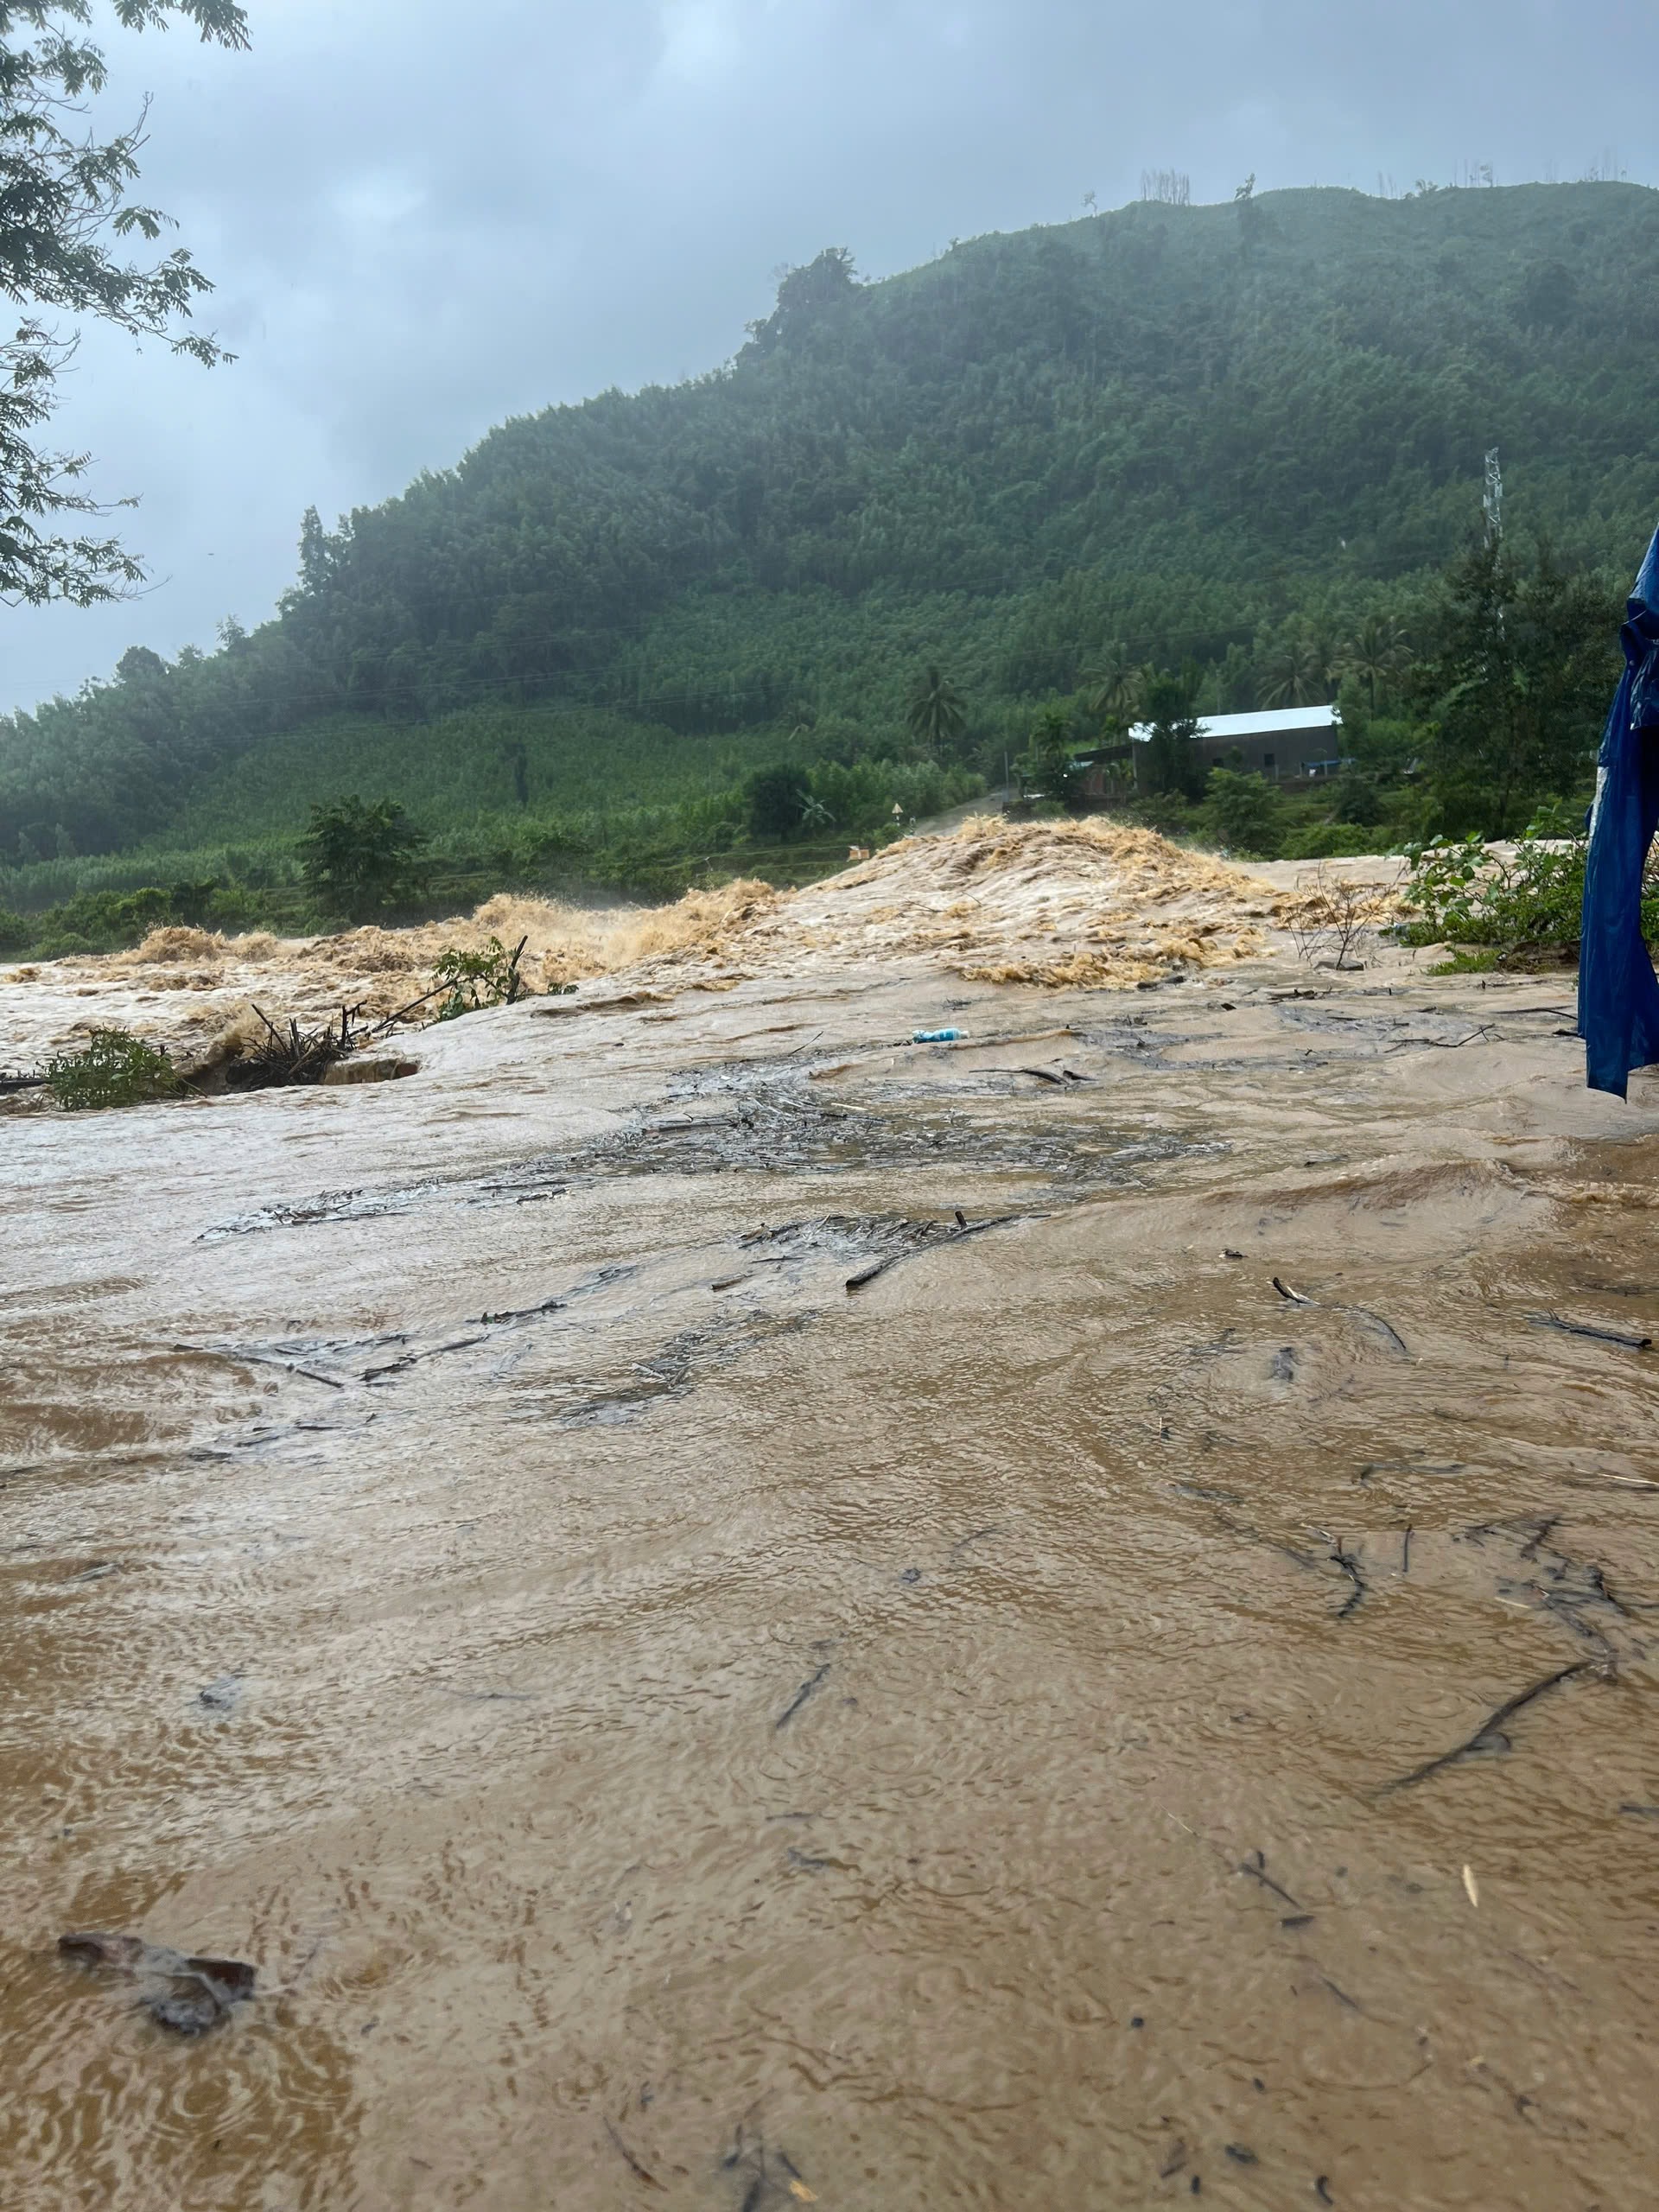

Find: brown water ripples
3;957;1658;2209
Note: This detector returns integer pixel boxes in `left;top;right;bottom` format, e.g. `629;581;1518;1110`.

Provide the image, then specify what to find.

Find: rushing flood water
4;942;1659;2209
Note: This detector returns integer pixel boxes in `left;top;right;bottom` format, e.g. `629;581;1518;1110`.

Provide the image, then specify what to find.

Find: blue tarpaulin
1580;525;1659;1097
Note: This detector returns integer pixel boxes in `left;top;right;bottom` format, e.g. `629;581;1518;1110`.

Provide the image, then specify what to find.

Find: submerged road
3;945;1658;2210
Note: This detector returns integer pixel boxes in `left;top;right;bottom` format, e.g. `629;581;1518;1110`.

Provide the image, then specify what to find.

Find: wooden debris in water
58;1930;257;2036
225;1002;363;1090
1529;1312;1653;1352
1376;1662;1596;1796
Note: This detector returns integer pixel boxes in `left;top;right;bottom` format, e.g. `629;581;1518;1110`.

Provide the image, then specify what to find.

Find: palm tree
1084;644;1141;726
1258;626;1329;709
1335;615;1411;712
906;666;968;754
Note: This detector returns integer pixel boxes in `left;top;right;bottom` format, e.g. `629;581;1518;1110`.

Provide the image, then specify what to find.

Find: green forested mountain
4;179;1658;872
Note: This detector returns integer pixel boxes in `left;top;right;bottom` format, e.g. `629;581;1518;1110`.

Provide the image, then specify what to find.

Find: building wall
1079;720;1346;801
1201;727;1344;780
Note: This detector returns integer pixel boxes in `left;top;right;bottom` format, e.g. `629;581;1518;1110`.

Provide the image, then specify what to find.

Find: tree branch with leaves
1;0;248;606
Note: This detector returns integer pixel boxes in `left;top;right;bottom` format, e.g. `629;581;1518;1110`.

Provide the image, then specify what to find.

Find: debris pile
219;1004;362;1090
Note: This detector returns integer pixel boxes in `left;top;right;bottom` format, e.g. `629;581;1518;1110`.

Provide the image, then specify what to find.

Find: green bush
166;878;221;924
1204;768;1283;859
1333;772;1385;826
432;935;534;1020
45;1030;181;1110
1395;831;1639;963
205;886;257;931
1281;819;1395;860
1523;795;1592;839
802;755;981;839
0;880;245;959
1124;791;1202;838
1016;706;1086;811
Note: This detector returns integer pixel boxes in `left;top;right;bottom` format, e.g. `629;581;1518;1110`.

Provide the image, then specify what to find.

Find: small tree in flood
299;795;429;920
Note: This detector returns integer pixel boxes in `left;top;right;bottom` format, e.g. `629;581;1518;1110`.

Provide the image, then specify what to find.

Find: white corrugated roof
1128;703;1341;742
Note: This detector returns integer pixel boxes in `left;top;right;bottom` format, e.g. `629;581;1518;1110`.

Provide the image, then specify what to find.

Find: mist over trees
2;178;1654;869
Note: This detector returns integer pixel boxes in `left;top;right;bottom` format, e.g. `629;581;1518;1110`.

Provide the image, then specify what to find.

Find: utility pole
1483;448;1506;657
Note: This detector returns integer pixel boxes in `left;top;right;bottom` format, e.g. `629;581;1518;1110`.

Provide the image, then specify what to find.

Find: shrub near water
45;1031;181;1110
1400;832;1578;964
1204;769;1283;860
432;934;535;1019
1397;827;1659;967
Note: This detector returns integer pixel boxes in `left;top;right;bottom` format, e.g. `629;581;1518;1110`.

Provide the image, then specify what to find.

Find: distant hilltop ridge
3;179;1657;861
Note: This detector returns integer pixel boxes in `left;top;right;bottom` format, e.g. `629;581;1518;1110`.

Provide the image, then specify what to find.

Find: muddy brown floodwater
4;854;1659;2209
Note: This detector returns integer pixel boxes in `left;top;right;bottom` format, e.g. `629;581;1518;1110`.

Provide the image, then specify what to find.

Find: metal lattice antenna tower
1483;447;1503;543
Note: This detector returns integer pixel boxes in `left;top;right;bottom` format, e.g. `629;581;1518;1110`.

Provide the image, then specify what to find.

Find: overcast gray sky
3;0;1649;715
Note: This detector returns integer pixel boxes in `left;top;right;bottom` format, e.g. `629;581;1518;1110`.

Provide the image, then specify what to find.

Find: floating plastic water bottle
911;1027;964;1043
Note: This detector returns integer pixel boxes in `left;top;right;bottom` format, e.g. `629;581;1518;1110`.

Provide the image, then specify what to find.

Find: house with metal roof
1132;702;1345;779
1071;703;1348;803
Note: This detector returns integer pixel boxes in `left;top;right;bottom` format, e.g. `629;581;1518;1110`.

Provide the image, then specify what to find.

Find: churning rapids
4;830;1659;2211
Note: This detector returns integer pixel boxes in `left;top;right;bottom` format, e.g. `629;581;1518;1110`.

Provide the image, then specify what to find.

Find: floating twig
1516;1516;1560;1562
362;978;454;1034
1236;1850;1300;1909
436;1685;537;1705
602;2118;662;2189
1529;1313;1652;1352
174;1342;345;1389
1329;1539;1367;1619
949;1525;1002;1556
1376;1662;1594;1795
1315;1971;1363;2012
1351;1308;1410;1357
775;1662;831;1730
1391;1028;1494;1052
478;1294;567;1325
362;1334;487;1382
845;1211;1033;1293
